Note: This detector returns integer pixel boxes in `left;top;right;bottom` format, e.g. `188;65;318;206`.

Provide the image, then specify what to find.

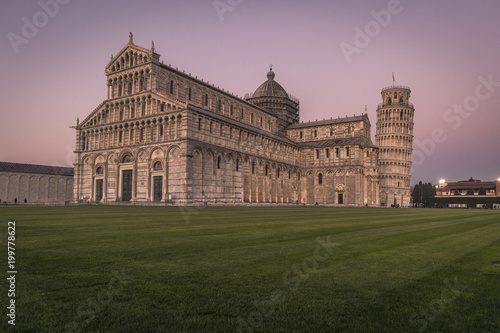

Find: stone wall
0;171;73;204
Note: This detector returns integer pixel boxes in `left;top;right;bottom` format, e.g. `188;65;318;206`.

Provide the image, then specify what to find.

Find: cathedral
72;34;414;207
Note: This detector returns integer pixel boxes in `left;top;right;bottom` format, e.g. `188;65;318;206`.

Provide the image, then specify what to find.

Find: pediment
105;42;154;73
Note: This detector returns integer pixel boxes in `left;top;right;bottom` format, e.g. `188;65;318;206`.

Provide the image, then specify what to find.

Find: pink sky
1;0;499;184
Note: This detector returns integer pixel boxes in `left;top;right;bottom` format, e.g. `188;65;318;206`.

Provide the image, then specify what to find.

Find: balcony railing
381;85;411;92
377;102;414;110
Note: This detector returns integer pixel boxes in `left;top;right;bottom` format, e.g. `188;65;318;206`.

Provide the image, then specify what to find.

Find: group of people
0;198;27;205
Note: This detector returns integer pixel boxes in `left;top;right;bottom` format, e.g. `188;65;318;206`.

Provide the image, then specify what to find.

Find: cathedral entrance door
338;193;344;205
153;176;162;202
122;170;132;202
95;179;103;202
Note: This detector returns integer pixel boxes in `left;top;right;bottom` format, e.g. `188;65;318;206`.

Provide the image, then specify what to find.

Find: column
146;158;151;201
132;162;137;201
90;162;95;201
103;163;108;202
163;158;168;201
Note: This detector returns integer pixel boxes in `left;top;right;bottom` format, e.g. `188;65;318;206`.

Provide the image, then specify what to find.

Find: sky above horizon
1;0;499;185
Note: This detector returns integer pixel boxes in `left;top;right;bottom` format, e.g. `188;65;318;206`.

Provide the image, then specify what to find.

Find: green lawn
1;206;500;332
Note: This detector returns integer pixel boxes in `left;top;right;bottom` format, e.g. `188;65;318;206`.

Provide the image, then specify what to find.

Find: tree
412;181;436;206
412;181;423;204
422;182;436;206
478;187;486;195
466;189;475;196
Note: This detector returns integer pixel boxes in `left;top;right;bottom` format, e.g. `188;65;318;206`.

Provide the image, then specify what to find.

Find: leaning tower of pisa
376;85;415;207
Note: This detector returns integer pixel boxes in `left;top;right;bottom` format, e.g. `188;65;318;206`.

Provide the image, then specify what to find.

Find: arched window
131;105;135;118
387;97;392;105
318;173;323;185
252;162;255;174
399;97;404;104
170;80;174;94
265;165;269;176
217;157;221;169
122;154;133;163
204;94;209;106
188;87;192;101
277;168;280;178
236;159;239;172
96;166;103;174
299;131;303;139
153;161;163;170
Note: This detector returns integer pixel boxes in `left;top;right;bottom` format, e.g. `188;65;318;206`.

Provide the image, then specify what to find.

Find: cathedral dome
253;69;289;99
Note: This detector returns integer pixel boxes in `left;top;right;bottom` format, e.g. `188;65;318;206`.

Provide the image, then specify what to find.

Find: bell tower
376;85;415;207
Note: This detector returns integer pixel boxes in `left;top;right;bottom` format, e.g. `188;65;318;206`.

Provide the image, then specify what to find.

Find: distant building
0;162;74;204
435;178;500;208
437;178;499;196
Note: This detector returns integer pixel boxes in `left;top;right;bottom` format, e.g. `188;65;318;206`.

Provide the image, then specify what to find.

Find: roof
0;162;74;176
187;105;299;146
298;137;377;149
287;115;368;130
443;181;496;190
252;70;289;99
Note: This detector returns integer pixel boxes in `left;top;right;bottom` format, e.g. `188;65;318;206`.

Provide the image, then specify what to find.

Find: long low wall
431;196;500;209
0;171;73;205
